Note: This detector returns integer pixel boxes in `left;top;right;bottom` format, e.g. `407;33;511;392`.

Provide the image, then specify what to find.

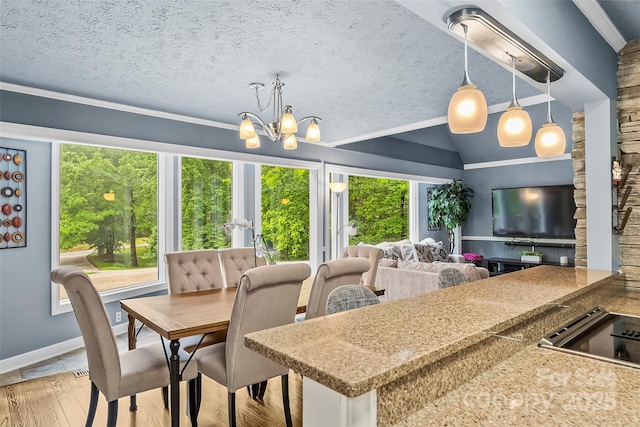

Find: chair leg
196;373;202;415
162;385;169;408
257;380;268;402
85;381;99;427
281;374;293;427
228;391;236;427
129;394;137;411
107;399;118;427
188;378;199;427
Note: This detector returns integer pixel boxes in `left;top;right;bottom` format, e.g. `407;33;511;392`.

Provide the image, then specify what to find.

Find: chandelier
238;74;321;150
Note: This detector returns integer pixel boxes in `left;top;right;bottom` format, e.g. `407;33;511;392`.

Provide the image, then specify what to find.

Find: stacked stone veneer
572;112;586;268
618;39;640;285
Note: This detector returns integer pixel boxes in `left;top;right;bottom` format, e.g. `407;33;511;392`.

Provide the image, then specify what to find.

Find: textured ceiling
0;0;544;144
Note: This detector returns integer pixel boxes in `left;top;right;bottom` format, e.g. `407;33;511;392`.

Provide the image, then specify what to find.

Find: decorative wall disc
12;217;22;228
12;172;24;182
14;204;22;212
1;187;13;197
3;233;10;242
11;232;24;243
3;171;10;180
15;188;22;197
13;154;23;165
2;219;11;227
2;153;12;161
2;204;12;215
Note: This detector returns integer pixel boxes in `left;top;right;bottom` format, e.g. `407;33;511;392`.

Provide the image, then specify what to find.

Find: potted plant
428;180;474;253
520;250;543;263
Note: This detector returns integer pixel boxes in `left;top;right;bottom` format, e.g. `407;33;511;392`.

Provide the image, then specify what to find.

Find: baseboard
0;323;129;374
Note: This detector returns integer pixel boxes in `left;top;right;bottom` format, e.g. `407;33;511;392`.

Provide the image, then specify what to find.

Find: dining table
120;278;384;427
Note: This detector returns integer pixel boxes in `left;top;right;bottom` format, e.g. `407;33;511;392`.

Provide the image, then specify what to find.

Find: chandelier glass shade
448;24;487;134
498;55;532;147
534;74;566;157
238;75;321;150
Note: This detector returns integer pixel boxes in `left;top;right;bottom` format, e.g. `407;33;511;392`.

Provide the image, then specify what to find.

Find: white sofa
375;261;489;303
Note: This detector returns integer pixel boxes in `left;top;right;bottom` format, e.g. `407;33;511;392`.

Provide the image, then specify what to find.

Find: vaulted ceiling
1;1;638;156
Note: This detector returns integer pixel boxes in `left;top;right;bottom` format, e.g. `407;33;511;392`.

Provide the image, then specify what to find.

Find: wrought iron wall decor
1;147;26;249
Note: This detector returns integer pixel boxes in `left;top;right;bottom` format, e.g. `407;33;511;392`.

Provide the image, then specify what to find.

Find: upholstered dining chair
325;284;380;315
193;263;312;427
217;247;267;288
50;266;199;427
340;245;384;287
437;268;469;289
305;258;371;320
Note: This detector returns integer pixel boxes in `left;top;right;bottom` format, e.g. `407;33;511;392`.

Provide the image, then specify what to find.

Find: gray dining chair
305;258;371;320
326;284;380;314
340;245;384;287
193;263;311;427
437;268;469;288
50;266;200;427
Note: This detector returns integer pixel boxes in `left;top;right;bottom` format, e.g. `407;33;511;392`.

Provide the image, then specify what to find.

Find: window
57;143;158;300
260;165;310;261
181;157;232;250
347;175;409;245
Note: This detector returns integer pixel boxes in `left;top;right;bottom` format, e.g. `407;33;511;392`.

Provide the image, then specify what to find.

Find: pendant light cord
461;24;472;86
546;71;553;123
511;56;516;99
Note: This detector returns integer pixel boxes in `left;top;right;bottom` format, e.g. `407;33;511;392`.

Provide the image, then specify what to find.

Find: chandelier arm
295;115;322;124
237;112;277;141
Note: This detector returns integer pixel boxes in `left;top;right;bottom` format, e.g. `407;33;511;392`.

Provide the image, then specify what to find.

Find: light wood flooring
0;370;303;426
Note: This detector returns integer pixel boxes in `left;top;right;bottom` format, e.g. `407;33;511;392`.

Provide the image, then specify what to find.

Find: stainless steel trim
445;7;564;83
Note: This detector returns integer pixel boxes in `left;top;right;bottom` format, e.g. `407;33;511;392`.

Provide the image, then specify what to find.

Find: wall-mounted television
492;185;576;239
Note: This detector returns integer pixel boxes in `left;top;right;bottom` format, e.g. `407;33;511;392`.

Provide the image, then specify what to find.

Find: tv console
487;257;574;276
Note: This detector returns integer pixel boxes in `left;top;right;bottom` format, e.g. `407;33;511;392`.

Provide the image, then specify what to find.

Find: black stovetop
539;307;640;369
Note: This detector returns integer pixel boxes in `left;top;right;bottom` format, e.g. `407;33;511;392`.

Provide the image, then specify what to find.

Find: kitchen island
245;266;632;426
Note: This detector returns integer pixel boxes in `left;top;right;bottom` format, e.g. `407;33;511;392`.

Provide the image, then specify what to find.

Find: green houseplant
428;180;474;253
520;250;543;263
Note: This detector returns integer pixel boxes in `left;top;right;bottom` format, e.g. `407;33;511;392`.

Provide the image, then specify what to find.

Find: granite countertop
245;266;617;398
393;290;640;425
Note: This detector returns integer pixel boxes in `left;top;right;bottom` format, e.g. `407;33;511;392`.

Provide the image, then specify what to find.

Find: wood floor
0;370;303;426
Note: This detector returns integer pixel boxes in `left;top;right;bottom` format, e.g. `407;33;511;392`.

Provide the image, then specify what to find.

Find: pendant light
534;73;566;157
448;24;488;134
497;55;532;147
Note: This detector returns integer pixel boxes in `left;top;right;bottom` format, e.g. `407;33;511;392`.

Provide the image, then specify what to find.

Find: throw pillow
381;246;400;261
413;243;434;263
400;244;416;262
419;237;436;245
430;261;482;282
378;258;398;268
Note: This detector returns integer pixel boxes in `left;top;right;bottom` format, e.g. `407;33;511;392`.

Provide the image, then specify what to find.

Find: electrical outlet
115;311;122;323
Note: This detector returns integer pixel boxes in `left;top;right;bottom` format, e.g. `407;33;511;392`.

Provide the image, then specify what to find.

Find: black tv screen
492;185;576;239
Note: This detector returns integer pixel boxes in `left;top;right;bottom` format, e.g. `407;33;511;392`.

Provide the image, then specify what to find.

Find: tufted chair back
340;245;384;287
165;249;224;294
218;248;267;288
305;258;371;320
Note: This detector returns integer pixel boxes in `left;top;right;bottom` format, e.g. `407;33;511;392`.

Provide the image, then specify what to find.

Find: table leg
170;339;181;427
127;314;138;410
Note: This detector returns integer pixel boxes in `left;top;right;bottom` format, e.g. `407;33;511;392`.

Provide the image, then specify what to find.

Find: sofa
375;260;490;303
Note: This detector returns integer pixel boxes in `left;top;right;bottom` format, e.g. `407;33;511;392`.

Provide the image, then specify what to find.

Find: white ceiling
0;1;638;148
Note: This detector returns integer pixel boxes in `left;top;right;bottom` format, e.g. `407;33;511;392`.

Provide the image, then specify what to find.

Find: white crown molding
572;0;626;52
0;81;239;131
464;153;571;170
327;94;550;147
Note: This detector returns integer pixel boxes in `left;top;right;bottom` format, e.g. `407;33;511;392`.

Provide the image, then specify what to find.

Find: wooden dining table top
120;278;384;342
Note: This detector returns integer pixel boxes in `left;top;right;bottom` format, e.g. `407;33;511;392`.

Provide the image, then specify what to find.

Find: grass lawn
87;245;157;270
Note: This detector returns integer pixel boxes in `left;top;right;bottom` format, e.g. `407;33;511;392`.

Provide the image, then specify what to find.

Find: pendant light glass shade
535;123;566;157
448;24;487;134
245;135;260;149
535;74;566;157
283;134;297;150
305;118;321;142
498;56;532;147
280;106;298;134
239;115;257;139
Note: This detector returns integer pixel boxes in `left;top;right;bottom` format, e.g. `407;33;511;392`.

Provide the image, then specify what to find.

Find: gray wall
462;160;576;263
